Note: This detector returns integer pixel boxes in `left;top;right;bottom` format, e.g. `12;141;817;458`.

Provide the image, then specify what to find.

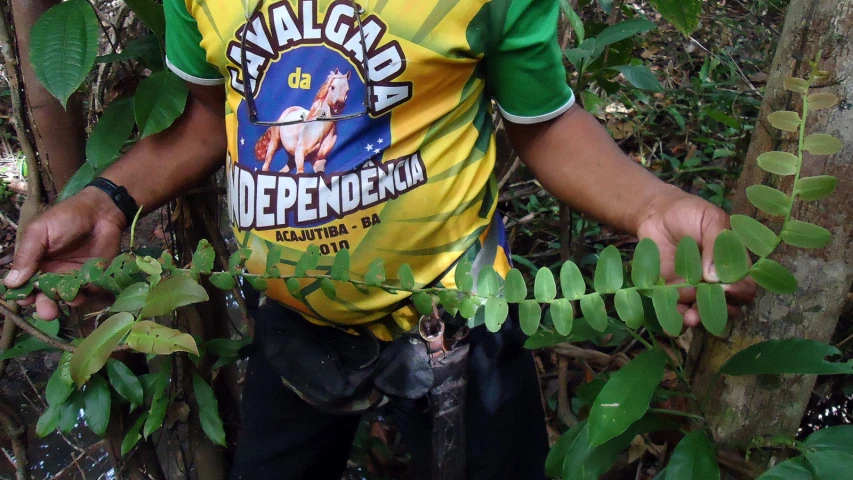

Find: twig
0;300;75;353
0;402;29;480
556;356;578;427
0;211;17;230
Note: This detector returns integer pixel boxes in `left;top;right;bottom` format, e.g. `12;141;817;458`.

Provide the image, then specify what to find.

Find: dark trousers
230;305;549;480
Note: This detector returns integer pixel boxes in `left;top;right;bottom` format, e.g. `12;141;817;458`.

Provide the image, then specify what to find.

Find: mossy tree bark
690;0;853;446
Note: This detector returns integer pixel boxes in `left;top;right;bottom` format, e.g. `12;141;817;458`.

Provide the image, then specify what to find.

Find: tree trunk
691;0;853;445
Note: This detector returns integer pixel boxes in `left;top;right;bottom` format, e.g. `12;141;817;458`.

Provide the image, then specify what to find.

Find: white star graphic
365;143;374;151
377;138;384;144
241;137;246;146
373;148;381;154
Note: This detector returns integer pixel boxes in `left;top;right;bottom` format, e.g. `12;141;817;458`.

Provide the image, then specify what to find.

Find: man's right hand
3;186;126;320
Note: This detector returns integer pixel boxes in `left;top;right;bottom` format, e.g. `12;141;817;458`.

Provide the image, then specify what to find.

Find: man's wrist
79;185;130;231
630;183;691;235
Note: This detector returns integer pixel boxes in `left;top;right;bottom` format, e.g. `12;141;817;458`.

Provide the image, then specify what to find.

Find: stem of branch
0;300;76;353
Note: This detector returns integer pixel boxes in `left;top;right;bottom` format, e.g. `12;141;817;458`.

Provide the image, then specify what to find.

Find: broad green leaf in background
610;65;663;92
803;425;853;453
713;231;750;283
535;267;557;302
594;245;623;293
632;238;660;289
665;430;720;480
750;259;797;295
652;287;682;336
730;215;778;257
124;321;200;356
697;283;727;336
0;318;61;361
807;93;839;110
587;349;667;448
124;0;167;39
780;220;832;249
560;261;586;300
550;299;574;336
485;297;509;333
331;249;351;282
615;289;644;329
144;364;171;438
398;264;415;290
766;111;801;132
111;282;151;313
57;163;97;202
192;374;226;446
545;420;587;478
746;185;791;216
134;71;189;138
674;236;702;285
478;266;500;297
519;300;542;336
96;34;164;70
504;269;527;303
757;151;799;176
756;457;813;480
121;413;148;457
59;390;82;434
803;134;843;155
804;451;853;479
595;19;656;49
558;0;585;43
70;312;136;386
795;176;838;201
580;293;608;332
36;406;61;438
720;339;853;376
87;98;137;170
83;375;112;436
45;362;73;407
107;359;144;410
646;0;702;35
139;276;209;318
29;0;100;108
455;258;474;293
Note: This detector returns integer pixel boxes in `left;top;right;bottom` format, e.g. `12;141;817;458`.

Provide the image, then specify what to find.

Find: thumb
700;209;730;284
4;221;48;288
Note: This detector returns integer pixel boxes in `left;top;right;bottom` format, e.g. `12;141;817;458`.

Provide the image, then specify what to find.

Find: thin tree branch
0;300;76;352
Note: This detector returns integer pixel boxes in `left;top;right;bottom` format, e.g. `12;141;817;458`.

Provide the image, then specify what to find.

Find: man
5;0;754;478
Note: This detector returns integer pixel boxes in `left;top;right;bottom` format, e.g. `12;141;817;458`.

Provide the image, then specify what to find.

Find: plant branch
0;300;75;353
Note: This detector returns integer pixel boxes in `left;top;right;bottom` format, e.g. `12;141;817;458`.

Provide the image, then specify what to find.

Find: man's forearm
506;105;687;235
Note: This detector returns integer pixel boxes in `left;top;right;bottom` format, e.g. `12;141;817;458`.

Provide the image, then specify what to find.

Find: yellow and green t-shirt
164;0;574;339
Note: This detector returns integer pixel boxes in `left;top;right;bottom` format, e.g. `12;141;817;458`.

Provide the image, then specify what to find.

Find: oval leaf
330;248;350;282
144;365;171;438
795;175;838;201
614;289;644;329
134;71;189;138
560;261;586;300
550;299;574;336
87;98;137;170
783;77;809;94
534;268;557;302
519;300;542;336
30;0;100;107
803;134;842;155
807;92;839;110
413;292;433;316
730;215;778;257
209;272;236;290
587;349;667;448
83;375;112;437
458;297;478;320
121;413;148;457
713;230;750;283
454;258;473;293
124;321;200;356
697;283;727;336
106;359;144;410
757;151;799;176
477;266;499;297
720;339;853;376
485;297;509;333
665;430;720;480
767;111;801;132
365;258;386;287
632;239;660;289
504;268;527;303
652;287;683;336
580;294;608;332
594;245;624;293
750;259;797;295
111;282;151;313
781;220;832;249
319;278;337;300
192;374;226;446
139;276;209;318
397;264;415;290
675;236;703;285
70;312;135;386
746;185;791;217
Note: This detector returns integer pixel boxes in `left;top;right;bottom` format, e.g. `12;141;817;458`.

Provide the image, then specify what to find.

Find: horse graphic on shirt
254;69;352;173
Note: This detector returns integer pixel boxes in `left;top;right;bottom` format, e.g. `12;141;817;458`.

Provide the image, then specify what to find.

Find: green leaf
264;244;283;274
652;286;682;336
795;175;838;201
477;266;500;297
209;272;236;290
285;278;303;300
610;65;663;92
36;273;63;301
46;363;74;407
519;300;541;336
365;258;386;287
124;0;166;38
397;264;415;290
245;276;268;292
87;98;136;170
545;420;585;478
594;245;623;293
121;413;148;457
134;71;189;138
144;364;171;438
559;0;585;43
804;425;853;453
807;92;839;110
783;77;809;94
632;239;660;289
112;282;151;313
587;349;667;448
83;375;111;437
70;312;135;386
107;359;144;410
730;215;778;257
455;258;474;293
190;240;215;275
665;430;720;480
436;290;460;316
139;276;209;318
560;261;586;300
330;249;350;282
228;248;252;271
750;259;798;295
713;230;750;283
192;374;226;446
720;339;853;375
29;0;99;108
413;292;434;316
59;390;82;434
580;294;608;332
458;297;478;320
803;134;843;155
646;0;702;35
36;405;61;438
746;185;791;216
757;151;799;176
485;297;509;333
675;236;703;285
319;278;337;300
767;111;801;132
804;451;853;479
0;318;61;361
56;275;82;302
97;34;163;69
550;299;574;336
756;457;813;480
696;283;727;336
534;268;557;302
504;269;527;303
614;289;644;329
596;19;656;48
124;320;199;356
781;220;832;249
57;163;98;202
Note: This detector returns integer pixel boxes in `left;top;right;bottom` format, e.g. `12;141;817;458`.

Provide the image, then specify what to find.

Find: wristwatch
86;177;140;226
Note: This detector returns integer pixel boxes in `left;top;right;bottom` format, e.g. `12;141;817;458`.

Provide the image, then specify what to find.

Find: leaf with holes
803;134;843;155
615;289;644;329
485;297;509;333
139;276;209;318
808;92;839;110
124;321;199;356
70;312;135;386
594;245;624;293
746;185;790;216
455;258;474;293
504;269;527;303
675;236;702;285
653;287;682;336
750;259;797;295
757;151;798;176
135;71;189;138
190;240;215;275
713;230;750;283
580;294;607;332
535;268;557;302
766;111;801;132
781;220;831;249
519;300;541;336
560;261;586;300
730;215;777;257
795;175;838;201
294;245;320;277
365;259;386;287
697;283;727;336
209;272;236;290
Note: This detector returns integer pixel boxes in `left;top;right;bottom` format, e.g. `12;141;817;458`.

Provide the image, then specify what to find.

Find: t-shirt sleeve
487;0;575;124
164;0;224;85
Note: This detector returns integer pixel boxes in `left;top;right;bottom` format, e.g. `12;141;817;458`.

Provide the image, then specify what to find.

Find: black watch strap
86;177;140;226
